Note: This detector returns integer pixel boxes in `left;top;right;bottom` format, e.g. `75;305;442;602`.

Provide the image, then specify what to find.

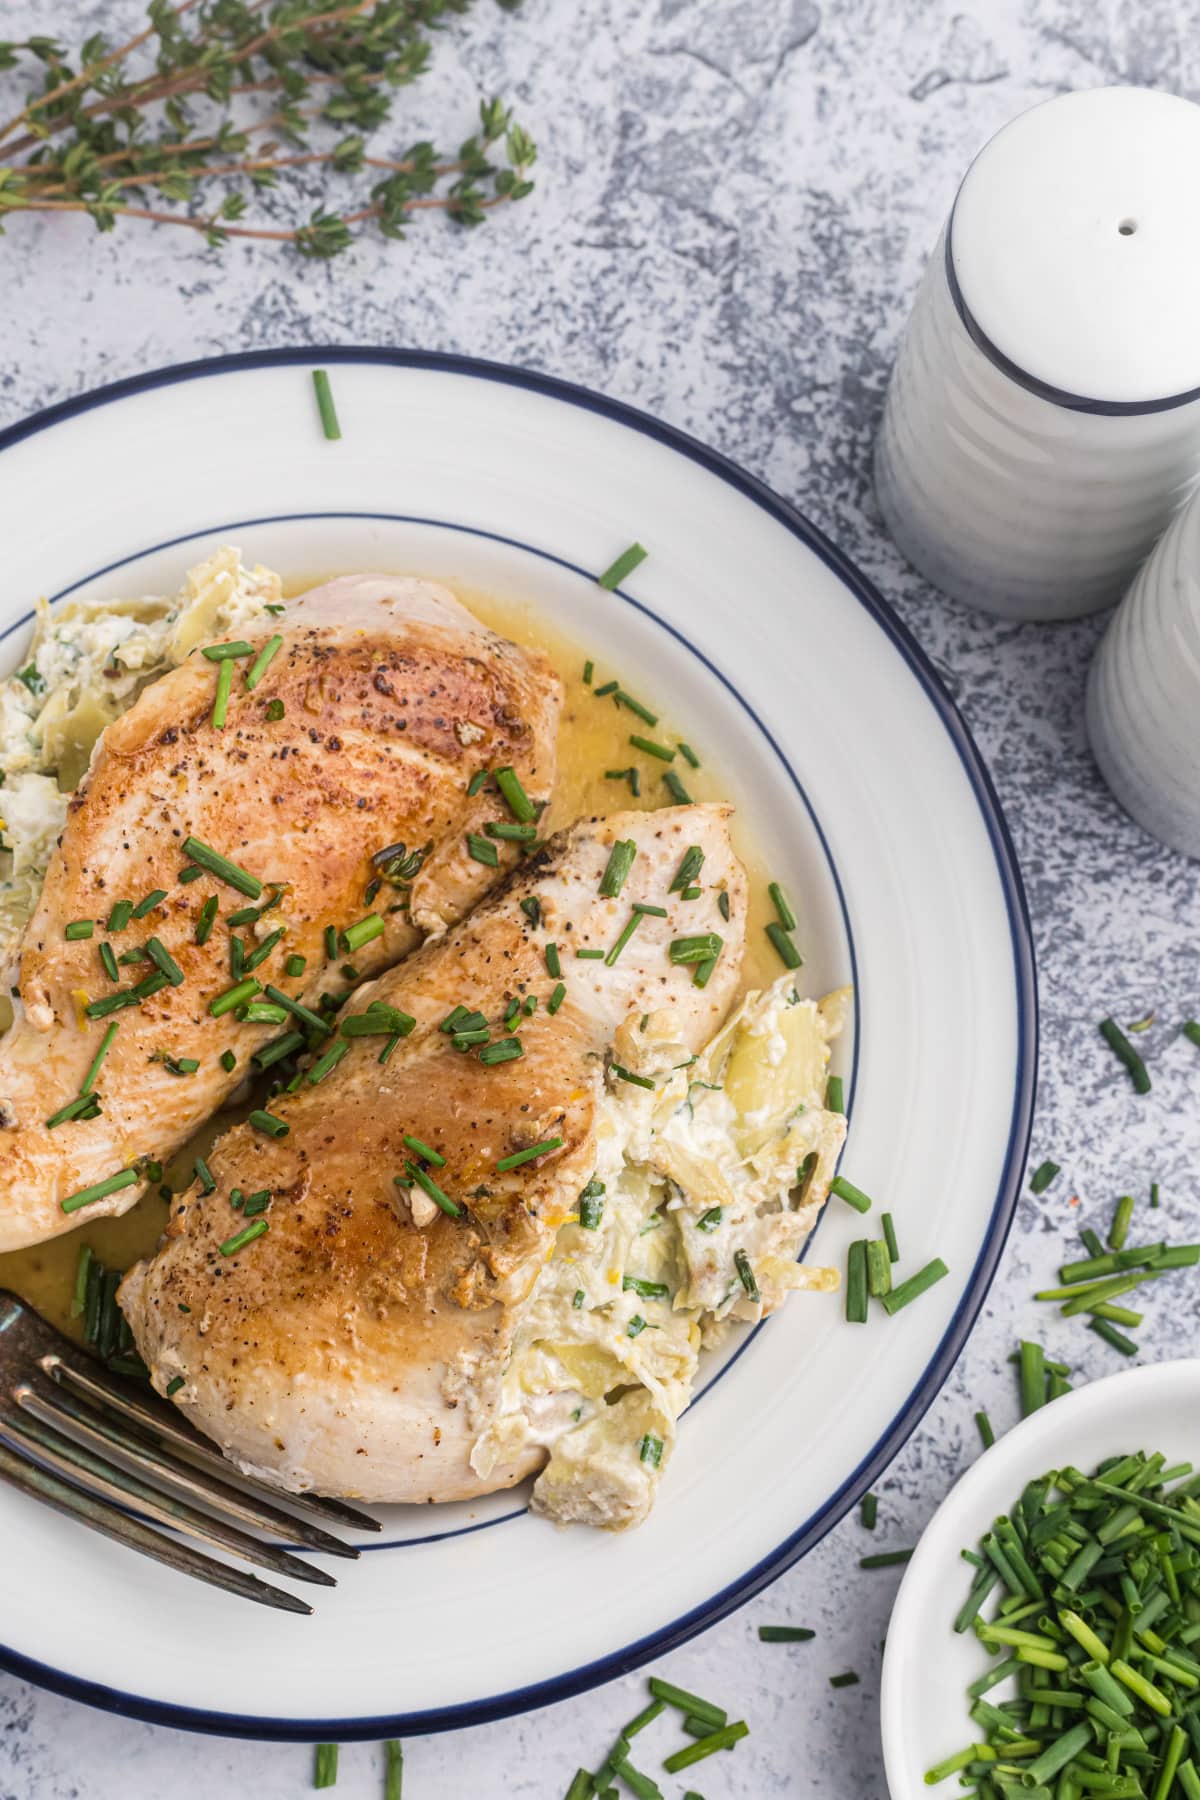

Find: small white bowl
880;1359;1200;1797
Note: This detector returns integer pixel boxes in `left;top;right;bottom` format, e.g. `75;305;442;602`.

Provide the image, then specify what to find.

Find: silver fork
0;1289;381;1613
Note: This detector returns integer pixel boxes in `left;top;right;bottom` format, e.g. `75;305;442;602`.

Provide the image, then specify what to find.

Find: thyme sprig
0;1;535;255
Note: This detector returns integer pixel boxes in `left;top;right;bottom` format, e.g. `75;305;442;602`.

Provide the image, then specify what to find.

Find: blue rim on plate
0;349;1037;1741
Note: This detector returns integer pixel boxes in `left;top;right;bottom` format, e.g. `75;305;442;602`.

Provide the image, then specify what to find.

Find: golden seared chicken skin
0;575;561;1253
120;805;747;1505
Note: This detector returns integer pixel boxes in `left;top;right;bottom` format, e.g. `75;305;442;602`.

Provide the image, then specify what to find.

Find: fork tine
0;1434;311;1614
42;1350;381;1532
19;1373;360;1560
0;1408;336;1589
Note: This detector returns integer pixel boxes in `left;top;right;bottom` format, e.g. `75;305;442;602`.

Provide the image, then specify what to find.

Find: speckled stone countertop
2;1;1199;1794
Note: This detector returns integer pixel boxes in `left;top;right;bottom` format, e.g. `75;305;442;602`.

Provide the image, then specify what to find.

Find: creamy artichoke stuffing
467;976;850;1529
0;548;281;981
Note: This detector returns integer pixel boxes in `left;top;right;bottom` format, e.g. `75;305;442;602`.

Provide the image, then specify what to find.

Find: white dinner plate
881;1360;1200;1796
0;350;1034;1739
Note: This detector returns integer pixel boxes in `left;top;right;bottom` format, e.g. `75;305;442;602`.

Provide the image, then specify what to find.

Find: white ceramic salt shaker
1087;488;1200;858
875;87;1200;622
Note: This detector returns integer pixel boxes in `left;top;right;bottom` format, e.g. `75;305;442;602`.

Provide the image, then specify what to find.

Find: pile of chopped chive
929;1448;1200;1795
562;1673;750;1797
68;1242;148;1380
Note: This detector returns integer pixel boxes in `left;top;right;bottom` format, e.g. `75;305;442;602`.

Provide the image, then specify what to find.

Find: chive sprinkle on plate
311;370;341;441
597;541;647;590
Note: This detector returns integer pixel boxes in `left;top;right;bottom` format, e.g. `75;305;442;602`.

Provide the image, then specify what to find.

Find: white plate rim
0;348;1037;1739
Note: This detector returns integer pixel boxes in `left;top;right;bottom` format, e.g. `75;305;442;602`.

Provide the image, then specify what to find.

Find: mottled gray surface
2;0;1199;1794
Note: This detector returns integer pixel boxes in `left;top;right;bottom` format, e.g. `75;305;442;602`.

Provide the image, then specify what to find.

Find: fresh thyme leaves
0;15;538;258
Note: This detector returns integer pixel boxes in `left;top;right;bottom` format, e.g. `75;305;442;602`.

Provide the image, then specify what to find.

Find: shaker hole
1117;218;1138;236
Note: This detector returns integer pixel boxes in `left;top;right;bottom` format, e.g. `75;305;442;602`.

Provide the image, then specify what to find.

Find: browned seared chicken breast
120;805;747;1507
0;576;560;1252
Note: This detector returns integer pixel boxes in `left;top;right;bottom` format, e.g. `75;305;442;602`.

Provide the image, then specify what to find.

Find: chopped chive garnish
678;743;701;770
163;1055;199;1076
579;1192;604;1229
466;769;490;798
200;640;253;661
829;1174;872;1214
341;1007;416;1037
520;896;541;928
597;541;647;590
606;912;644;966
623;1275;669;1298
61;1166;138;1215
718;889;730;922
629;733;674;762
65;919;94;941
165;1375;185;1397
669;847;704;892
593;679;619;698
46;1093;102;1129
639;1434;663;1467
131;888;167;921
768;882;797;931
312;369;341;440
106;900;133;932
247;1108;288;1138
1150;1179;1160;1208
582;660;594;685
766;921;802;969
599;838;637;898
975;1409;995;1449
485;820;537;842
496;1137;562;1172
243;928;284;974
219;1219;270;1256
543;942;563;980
145;937;184;987
576;948;604;959
1030;1159;1060;1194
880;1257;949;1315
178;864;204;884
866;1240;892;1297
662;770;693;804
759;1625;815;1642
212;655;234;728
84;990;141;1020
253;1030;305;1069
244;634;283;692
523;995;537;1016
324;925;337;961
341;914;384;954
611;1064;654;1090
227;905;259;927
193;894;218;946
861;1492;878;1529
403;1135;444;1167
548;981;566;1014
881;1211;899;1263
696;1206;722;1232
662;1722;749;1773
1099;1016;1151;1093
194;1157;216;1194
478;1037;523;1066
493;765;536;823
219;1049;237;1073
209;977;260;1017
307;1039;350;1085
98;941;119;983
734;1249;759;1300
402;1162;461;1218
467;832;499;867
80;1021;119;1095
265;698;285;721
1019;1338;1045;1415
681;885;701;900
285;953;306;978
263;985;332;1035
626;1315;646;1338
631;902;667;918
669;933;722;965
613;689;657;726
860;1549;913;1569
845;1240;868;1322
826;1075;844;1113
182;837;262;900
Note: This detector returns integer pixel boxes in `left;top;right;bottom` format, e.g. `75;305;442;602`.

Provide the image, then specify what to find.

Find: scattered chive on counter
1099;1015;1152;1094
930;1448;1200;1794
1030;1159;1061;1194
